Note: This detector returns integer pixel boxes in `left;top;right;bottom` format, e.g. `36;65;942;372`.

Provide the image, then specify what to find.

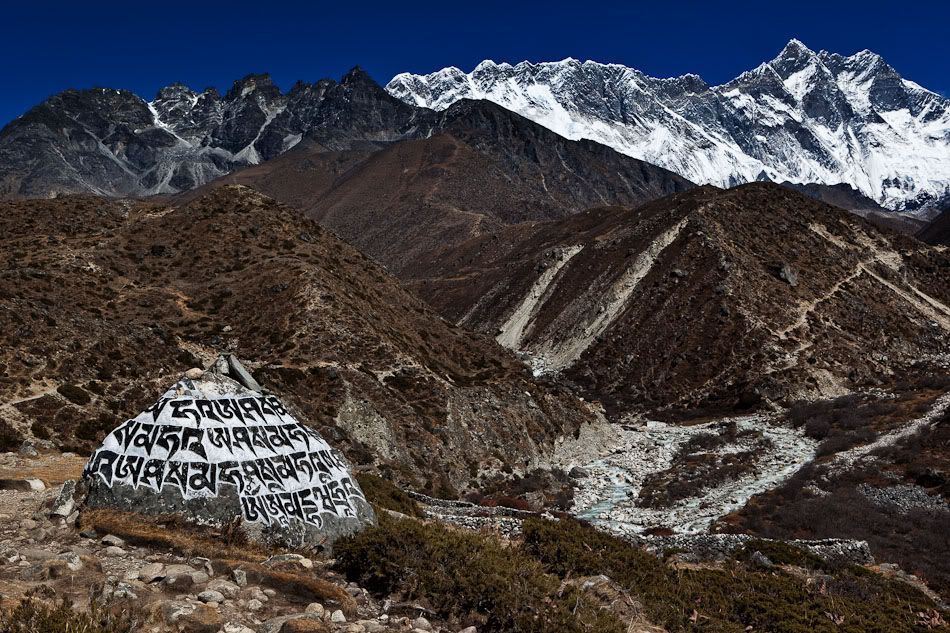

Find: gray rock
49;480;78;518
304;603;324;616
777;262;798;286
102;546;127;557
331;610;347;623
0;478;44;491
206;579;239;599
232;569;247;587
246;599;264;611
568;466;590;479
411;616;432;631
139;562;165;583
459;628;478;633
198;589;225;603
101;534;125;547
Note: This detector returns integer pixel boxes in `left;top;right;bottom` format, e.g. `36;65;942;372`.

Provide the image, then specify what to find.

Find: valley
0;27;948;633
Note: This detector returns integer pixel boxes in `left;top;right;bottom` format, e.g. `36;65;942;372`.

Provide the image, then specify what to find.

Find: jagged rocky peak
225;72;279;100
387;40;950;213
0;67;426;198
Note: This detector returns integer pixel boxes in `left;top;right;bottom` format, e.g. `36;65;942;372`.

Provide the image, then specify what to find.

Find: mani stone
81;354;375;549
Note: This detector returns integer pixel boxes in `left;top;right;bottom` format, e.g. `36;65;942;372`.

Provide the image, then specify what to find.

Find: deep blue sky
2;0;947;127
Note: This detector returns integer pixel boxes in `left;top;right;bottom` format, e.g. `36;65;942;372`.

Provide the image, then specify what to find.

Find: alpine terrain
388;39;950;213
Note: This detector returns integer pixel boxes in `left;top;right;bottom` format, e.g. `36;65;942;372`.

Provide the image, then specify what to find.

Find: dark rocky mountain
918;204;950;245
0;68;428;198
401;183;950;418
780;181;926;235
0;186;600;493
185;98;692;274
390;40;950;213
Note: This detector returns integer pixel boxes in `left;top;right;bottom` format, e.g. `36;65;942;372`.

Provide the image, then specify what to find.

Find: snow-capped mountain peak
387;40;950;211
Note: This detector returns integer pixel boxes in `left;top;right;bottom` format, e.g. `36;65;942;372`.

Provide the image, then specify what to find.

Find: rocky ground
0;452;474;633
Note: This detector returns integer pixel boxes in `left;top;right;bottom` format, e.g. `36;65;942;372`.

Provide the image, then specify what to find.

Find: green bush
355;473;423;518
334;513;624;633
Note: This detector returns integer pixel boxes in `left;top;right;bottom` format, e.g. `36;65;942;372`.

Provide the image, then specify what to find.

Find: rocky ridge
388;40;950;213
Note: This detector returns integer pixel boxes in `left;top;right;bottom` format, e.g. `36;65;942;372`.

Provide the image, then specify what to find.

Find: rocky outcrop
82;356;375;548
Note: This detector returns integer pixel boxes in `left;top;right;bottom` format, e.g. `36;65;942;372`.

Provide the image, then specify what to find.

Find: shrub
0;418;22;452
334;513;624;633
354;473;423;517
56;383;91;406
522;517;942;633
0;595;142;633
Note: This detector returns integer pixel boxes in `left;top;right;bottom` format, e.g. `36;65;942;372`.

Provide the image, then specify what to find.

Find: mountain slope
192;99;692;274
404;183;950;417
0;68;427;198
0;186;600;492
388;40;950;212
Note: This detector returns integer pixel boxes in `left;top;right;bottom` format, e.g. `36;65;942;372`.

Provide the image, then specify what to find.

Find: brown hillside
407;183;950;417
0;186;598;493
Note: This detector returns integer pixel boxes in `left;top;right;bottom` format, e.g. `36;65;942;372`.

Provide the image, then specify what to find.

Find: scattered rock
232;568;247;587
179;604;223;633
139;562;165;583
207;579;239;599
280;619;329;633
411;616;432;631
185;368;205;379
49;480;78;518
775;262;798;286
246;599;264;612
568;466;589;479
263;553;313;570
330;609;346;623
198;589;226;604
101;534;125;547
304;603;325;617
0;478;45;492
750;551;773;569
102;545;127;557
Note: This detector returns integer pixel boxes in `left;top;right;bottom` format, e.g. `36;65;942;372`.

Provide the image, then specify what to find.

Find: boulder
81;355;374;549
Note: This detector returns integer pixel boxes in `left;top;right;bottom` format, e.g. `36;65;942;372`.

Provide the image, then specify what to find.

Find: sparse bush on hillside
334;513;624;633
522;517;941;632
56;383;91;405
0;595;142;633
355;473;423;517
0;418;22;452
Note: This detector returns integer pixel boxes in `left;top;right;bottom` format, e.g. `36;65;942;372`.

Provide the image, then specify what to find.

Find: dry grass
79;510;355;615
79;509;271;562
0;454;87;485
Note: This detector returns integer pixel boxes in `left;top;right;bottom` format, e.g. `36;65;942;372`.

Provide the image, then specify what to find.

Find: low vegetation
335;512;944;633
355;473;424;517
723;429;950;601
0;595;141;633
334;513;625;633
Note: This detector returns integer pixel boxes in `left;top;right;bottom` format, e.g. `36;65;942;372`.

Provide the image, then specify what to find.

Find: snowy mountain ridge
387;40;950;212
